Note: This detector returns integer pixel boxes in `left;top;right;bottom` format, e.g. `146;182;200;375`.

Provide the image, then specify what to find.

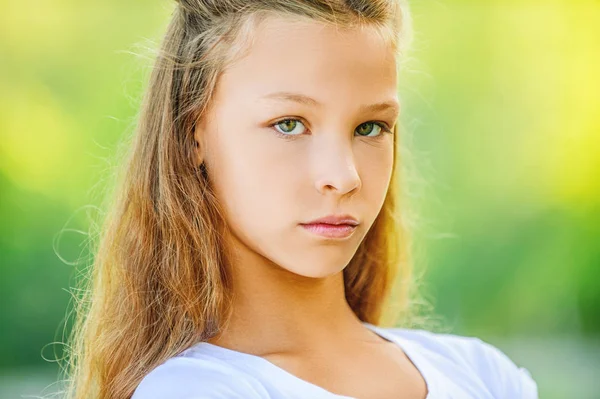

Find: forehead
215;15;399;106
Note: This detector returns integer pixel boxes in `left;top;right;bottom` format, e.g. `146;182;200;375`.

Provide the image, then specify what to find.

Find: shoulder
386;327;539;398
132;356;267;399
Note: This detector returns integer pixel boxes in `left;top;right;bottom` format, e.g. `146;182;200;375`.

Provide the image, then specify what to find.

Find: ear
193;117;205;167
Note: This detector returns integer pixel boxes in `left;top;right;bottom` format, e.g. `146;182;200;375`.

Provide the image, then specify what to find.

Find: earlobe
193;113;210;168
192;119;204;168
193;138;204;168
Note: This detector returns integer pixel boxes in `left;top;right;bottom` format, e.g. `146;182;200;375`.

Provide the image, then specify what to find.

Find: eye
355;121;392;138
271;118;307;138
269;118;393;140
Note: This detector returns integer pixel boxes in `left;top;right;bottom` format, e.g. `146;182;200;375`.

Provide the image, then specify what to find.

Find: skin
194;15;427;399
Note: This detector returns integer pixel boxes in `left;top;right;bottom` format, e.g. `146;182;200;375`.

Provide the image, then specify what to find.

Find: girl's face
196;16;399;279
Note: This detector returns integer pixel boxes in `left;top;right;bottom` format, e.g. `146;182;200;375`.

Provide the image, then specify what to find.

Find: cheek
206;127;299;237
356;142;395;202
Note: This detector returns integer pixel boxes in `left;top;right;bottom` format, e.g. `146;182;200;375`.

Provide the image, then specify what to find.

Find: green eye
278;120;297;133
271;118;391;141
273;119;306;136
355;122;382;137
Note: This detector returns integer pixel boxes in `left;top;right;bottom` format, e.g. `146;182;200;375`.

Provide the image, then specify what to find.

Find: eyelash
269;117;394;141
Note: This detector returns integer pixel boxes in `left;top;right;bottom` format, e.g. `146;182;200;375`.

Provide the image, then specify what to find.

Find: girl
64;0;538;398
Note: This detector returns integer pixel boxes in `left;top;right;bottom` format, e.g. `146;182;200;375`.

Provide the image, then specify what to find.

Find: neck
209;234;372;355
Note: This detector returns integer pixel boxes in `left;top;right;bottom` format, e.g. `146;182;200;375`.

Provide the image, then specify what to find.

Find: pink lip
299;214;359;239
303;214;359;226
300;223;357;238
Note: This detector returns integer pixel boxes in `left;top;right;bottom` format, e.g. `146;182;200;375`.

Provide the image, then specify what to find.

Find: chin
280;258;348;280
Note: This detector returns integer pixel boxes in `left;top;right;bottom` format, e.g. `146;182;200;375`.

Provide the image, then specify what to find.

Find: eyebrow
261;91;400;114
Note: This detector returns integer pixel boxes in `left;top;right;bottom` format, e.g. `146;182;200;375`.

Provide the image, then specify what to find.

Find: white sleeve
438;334;538;399
131;357;267;399
403;329;539;399
467;337;539;399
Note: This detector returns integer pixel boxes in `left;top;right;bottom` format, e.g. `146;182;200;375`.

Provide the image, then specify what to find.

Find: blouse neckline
186;321;436;399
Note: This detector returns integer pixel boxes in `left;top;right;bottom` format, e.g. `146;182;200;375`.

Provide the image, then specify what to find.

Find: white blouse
132;322;539;398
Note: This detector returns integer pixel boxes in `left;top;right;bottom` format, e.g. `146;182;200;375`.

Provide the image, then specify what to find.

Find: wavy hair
61;1;417;398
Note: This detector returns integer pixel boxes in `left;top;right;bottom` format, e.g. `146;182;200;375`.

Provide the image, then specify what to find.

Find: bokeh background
1;1;598;398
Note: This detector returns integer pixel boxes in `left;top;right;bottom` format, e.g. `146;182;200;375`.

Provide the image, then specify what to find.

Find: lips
299;214;359;239
302;214;359;226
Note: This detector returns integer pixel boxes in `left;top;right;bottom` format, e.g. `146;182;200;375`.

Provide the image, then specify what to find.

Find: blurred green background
1;1;598;398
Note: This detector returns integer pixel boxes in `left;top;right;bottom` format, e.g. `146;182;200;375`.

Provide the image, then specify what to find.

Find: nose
313;138;361;196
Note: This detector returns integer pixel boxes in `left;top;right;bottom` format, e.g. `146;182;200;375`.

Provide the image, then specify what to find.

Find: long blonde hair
62;1;417;398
